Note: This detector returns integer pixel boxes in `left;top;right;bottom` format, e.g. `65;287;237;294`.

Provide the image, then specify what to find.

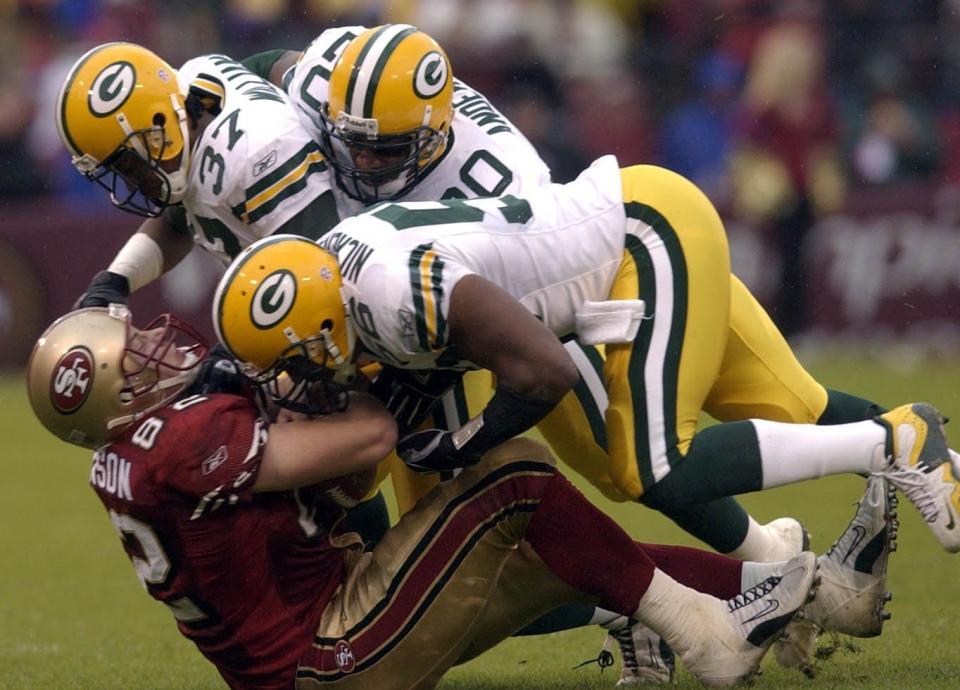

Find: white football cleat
607;622;675;685
775;475;898;676
876;403;959;553
677;552;819;687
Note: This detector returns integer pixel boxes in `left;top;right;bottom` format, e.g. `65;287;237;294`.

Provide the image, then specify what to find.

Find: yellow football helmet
213;235;356;410
56;42;192;217
319;24;454;203
26;306;208;449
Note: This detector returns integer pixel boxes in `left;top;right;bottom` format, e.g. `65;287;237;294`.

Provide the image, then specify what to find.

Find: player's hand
370;366;464;435
396;428;481;473
189;343;251;397
73;270;130;309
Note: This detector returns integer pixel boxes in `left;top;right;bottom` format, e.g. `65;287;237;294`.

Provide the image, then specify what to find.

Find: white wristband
107;232;165;293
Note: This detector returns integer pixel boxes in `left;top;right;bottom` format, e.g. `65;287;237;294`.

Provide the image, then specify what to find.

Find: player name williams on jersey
283;26;551;216
317;156;626;370
177;55;339;265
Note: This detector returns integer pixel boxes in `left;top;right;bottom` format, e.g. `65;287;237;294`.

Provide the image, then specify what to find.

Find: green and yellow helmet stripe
344;24;418;118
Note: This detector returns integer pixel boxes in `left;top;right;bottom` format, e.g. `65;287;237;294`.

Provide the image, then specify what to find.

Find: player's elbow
361;414;398;467
509;353;579;403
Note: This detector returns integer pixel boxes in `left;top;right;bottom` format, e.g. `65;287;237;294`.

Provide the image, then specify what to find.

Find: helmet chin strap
164;93;192;204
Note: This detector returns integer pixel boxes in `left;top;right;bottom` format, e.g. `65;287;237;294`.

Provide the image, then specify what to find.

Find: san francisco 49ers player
25;305;822;689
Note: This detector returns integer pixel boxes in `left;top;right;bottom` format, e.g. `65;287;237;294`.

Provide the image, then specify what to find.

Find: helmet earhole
321;319;334;332
153;113;166;127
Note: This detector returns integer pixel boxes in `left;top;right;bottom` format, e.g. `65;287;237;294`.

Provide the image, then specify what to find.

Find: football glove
369;366;465;435
73;270;130;309
186;343;251;397
397;428;481;474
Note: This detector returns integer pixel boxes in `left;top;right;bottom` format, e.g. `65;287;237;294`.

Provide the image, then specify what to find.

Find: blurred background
1;0;959;369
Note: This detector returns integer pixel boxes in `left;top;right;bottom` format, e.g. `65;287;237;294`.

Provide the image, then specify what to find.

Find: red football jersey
90;393;345;689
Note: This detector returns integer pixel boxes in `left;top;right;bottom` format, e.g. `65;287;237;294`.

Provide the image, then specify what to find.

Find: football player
243;23;810;585
26;305;823;689
214;157;959;555
212;158;959;661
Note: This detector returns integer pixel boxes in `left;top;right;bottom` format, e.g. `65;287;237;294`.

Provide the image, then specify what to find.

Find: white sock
739;559;788;591
593;608;630;629
632;569;712;654
725;516;795;561
754;419;888;488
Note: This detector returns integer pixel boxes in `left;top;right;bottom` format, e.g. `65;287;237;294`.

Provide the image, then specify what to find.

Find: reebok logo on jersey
251;269;297;329
414;51;448;99
89;61;136;117
202;446;229;475
253;149;278;177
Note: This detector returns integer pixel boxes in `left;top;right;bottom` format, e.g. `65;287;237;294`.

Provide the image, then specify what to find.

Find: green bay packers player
25;306;824;690
212;156;959;558
243;24;811;569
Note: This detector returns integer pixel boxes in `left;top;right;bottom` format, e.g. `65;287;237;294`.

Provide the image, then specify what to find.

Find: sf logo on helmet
414;51;448;99
251;269;297;329
51;348;94;413
89;61;137;117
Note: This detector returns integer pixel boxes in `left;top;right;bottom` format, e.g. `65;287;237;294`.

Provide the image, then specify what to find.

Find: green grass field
2;350;958;689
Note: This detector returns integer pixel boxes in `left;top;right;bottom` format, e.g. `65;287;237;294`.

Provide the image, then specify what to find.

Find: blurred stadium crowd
6;1;960;199
1;0;959;362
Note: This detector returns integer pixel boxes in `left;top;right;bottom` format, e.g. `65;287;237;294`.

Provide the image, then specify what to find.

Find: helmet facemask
319;105;446;204
77;94;191;218
236;325;356;417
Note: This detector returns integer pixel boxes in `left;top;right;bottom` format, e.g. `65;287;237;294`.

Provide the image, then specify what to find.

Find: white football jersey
316;156;625;369
283;26;551;217
178;54;340;265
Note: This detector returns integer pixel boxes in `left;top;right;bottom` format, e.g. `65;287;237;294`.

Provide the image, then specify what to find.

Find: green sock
819;389;887;425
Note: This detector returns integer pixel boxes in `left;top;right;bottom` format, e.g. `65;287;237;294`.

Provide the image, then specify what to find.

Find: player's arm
240;49;302;88
254;392;397;492
74;209;194;308
397;275;578;472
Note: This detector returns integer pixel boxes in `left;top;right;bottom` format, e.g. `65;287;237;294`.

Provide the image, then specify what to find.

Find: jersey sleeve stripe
232;145;328;224
408;243;445;351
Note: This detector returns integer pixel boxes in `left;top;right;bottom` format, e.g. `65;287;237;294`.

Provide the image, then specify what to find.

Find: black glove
369;366;465;435
397;428;482;474
74;270;130;309
186;343;251;397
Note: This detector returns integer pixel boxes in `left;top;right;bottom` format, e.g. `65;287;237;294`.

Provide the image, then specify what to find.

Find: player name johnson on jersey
316;156;627;370
177;55;340;265
283;26;551;214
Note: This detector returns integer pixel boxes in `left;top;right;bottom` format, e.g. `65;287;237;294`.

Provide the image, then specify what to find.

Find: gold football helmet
319;24;454;203
56;42;192;217
26;306;208;449
213;235;356;410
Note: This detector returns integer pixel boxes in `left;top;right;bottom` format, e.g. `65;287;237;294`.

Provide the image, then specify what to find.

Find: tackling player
26;305;822;689
212;157;958;557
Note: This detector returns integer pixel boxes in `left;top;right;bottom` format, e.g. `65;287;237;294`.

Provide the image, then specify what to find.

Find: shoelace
610;627;639;671
882;467;941;522
572;632;616;672
824;479;886;559
728;575;781;612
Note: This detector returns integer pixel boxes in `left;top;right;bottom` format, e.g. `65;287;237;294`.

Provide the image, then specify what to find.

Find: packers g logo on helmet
413;51;448;99
214;235;356;386
56;42;192;217
319;24;455;204
88;61;137;117
251;270;298;329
